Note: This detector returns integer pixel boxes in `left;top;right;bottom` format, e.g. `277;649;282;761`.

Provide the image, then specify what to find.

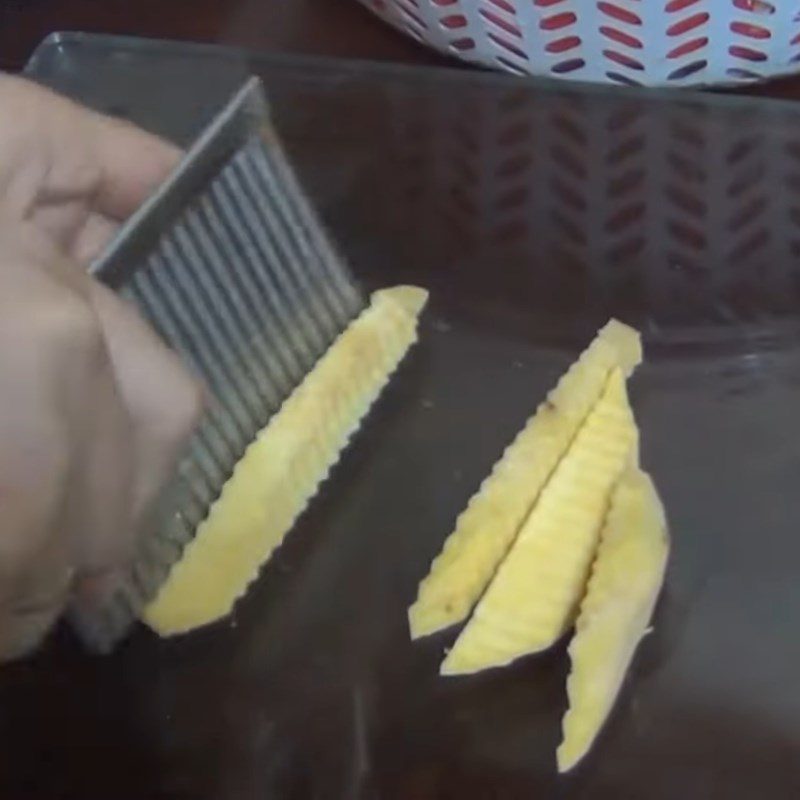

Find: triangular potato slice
441;368;637;675
143;286;429;636
557;467;670;773
409;320;642;639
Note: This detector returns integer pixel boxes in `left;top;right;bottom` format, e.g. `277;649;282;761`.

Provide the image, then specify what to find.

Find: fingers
69;283;202;618
0;85;189;657
0;220;136;659
24;234;135;576
89;282;203;527
71;212;118;265
0;73;180;226
68;368;136;574
88;112;181;222
0;536;75;662
0;446;72;661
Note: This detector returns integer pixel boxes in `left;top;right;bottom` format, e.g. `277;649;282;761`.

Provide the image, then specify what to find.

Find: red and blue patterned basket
359;0;800;87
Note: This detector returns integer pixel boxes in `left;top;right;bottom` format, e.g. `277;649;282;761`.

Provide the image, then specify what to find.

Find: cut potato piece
440;368;637;675
409;320;642;639
142;286;429;636
557;467;670;773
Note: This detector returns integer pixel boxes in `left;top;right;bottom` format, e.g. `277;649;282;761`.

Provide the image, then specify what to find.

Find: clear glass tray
3;32;798;799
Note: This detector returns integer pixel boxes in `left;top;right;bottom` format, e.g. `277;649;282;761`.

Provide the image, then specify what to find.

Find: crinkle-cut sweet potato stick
143;286;428;636
409;320;641;640
557;467;670;773
441;368;637;675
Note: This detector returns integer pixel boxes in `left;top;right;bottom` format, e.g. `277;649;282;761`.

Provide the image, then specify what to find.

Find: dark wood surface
0;0;447;72
4;0;800;99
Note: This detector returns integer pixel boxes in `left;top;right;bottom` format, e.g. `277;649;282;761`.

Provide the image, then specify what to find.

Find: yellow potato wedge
440;368;637;675
408;320;642;640
557;467;670;773
142;286;429;636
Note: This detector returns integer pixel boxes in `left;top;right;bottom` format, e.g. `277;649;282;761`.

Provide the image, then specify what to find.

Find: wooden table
0;0;445;72
3;0;800;99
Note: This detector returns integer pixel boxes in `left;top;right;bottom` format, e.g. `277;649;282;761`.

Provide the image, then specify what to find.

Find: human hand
0;73;180;265
0;76;202;661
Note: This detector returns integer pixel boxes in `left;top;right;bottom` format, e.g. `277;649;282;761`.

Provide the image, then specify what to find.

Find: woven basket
358;0;800;87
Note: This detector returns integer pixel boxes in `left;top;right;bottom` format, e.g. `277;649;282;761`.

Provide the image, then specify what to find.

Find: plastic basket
358;0;800;87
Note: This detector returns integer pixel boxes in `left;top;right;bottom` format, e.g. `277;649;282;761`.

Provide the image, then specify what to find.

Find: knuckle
0;226;106;367
43;294;104;357
13;281;104;368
